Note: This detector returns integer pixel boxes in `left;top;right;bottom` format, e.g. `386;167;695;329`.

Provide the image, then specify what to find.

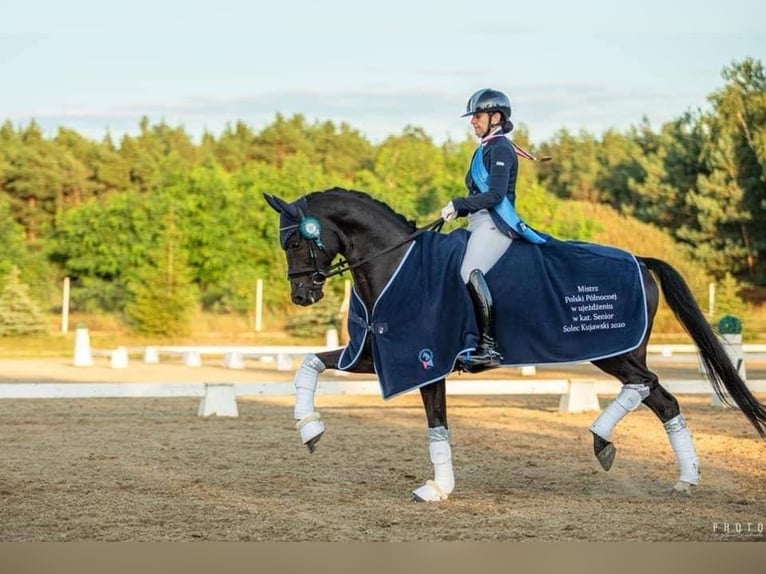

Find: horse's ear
263;193;302;221
263;193;284;213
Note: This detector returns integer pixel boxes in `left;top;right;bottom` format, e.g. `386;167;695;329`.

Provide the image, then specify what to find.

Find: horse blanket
338;229;648;399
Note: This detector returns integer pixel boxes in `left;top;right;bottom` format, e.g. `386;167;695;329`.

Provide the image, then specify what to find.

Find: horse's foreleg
294;353;329;452
294;348;373;453
411;379;454;502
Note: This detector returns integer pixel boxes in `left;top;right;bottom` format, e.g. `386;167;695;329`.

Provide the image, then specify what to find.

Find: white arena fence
10;337;762;416
1;378;764;417
77;342;766;371
83;345;337;371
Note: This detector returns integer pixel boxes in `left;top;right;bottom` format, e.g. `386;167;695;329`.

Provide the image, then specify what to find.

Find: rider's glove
440;201;457;222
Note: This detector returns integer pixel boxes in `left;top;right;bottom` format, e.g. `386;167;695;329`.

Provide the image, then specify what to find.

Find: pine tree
123;212;198;336
713;273;749;326
0;266;47;336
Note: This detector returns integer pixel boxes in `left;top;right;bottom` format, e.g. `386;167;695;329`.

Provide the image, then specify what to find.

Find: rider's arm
452;143;515;214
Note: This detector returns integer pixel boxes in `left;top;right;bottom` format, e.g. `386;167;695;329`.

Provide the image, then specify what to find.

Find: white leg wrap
664;414;700;486
294;354;326;446
589;384;650;440
294;354;326;420
412;426;454;501
430;440;455;494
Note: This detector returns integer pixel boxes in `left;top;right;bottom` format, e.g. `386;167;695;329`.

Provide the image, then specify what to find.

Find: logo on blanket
418;349;434;370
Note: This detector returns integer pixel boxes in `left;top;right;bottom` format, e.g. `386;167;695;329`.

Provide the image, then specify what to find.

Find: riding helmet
461;88;512;120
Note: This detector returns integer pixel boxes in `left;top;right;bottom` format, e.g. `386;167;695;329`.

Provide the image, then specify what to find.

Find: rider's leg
460;210;511;369
459;210;513;282
465;269;502;367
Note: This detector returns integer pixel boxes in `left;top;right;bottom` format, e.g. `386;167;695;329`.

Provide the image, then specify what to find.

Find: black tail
641;257;766;438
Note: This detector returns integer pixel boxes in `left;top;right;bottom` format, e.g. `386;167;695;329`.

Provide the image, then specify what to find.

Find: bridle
281;201;444;288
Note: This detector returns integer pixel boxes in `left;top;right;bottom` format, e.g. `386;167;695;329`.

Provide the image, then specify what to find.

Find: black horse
265;187;766;501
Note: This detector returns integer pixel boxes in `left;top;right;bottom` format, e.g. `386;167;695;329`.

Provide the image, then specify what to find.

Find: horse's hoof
672;481;695;496
595;442;616;471
298;416;325;453
591;431;616;471
304;431;324;454
411;480;449;502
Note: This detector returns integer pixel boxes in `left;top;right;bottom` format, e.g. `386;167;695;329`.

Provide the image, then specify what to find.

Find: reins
286;217;444;285
322;218;445;279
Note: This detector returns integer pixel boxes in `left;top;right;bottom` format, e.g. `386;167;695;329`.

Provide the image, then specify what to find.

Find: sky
2;0;765;145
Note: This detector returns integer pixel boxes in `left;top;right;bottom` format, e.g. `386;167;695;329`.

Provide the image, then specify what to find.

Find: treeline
537;58;766;282
0;59;763;334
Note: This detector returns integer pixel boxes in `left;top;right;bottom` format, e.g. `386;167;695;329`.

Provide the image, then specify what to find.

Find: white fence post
712;333;746;408
73;324;93;367
558;380;600;413
110;346;129;369
223;352;245;369
60;277;70;334
183;351;202;367
326;328;339;348
144;346;160;364
255;279;263;332
198;383;238;417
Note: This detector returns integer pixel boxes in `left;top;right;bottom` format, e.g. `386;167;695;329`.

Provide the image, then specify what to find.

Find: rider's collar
480;128;505;146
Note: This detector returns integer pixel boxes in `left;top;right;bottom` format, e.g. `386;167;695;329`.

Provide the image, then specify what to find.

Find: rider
441;88;546;371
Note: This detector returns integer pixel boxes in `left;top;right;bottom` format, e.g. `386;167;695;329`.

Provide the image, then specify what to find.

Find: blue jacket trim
470;146;546;244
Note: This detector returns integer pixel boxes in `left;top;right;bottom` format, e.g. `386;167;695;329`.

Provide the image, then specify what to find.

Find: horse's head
263;193;338;306
266;187;419;309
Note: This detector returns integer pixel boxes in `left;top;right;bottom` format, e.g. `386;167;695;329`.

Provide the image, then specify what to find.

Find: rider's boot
462;269;503;373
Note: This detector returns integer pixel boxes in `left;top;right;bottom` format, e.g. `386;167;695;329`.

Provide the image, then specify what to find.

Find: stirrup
459;348;503;373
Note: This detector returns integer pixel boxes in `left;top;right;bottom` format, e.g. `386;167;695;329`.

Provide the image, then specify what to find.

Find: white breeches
460;210;513;283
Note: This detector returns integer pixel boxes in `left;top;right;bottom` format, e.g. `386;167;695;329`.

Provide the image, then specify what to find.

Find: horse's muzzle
290;271;326;306
291;286;325;306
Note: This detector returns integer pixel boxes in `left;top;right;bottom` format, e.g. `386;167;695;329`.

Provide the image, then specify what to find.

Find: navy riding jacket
451;135;520;238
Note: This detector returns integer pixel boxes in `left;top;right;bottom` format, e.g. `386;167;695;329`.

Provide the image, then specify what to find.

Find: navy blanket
339;230;647;399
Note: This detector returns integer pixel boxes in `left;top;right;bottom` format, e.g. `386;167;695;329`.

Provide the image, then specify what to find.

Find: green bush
717;315;742;335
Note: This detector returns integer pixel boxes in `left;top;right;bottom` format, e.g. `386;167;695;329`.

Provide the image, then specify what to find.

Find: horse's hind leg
642;385;700;494
411;379;454;502
590;353;654;470
592;353;700;493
